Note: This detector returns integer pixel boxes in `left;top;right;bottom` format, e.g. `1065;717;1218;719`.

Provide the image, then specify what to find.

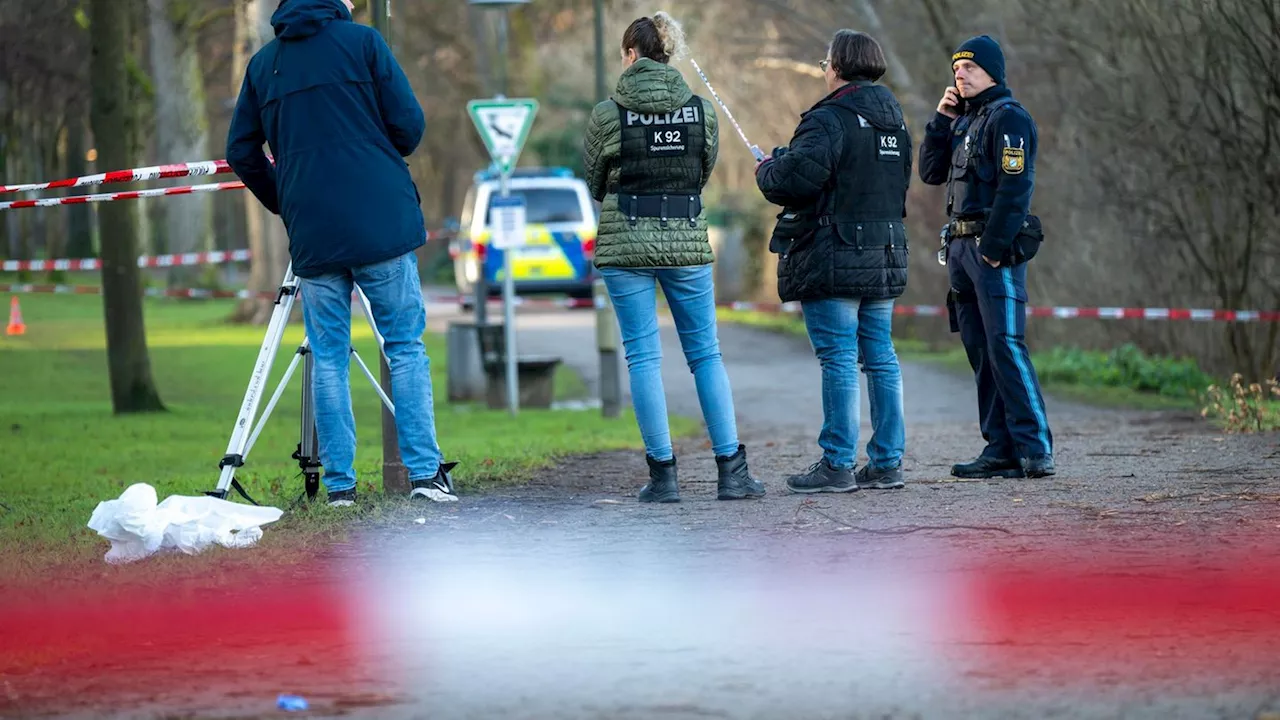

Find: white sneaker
409;483;457;502
409;462;459;503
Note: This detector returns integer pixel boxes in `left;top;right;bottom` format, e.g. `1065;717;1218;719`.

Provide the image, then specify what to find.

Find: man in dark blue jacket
918;35;1055;480
227;0;457;506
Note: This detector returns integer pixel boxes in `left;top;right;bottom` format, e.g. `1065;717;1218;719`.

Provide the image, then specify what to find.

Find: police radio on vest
625;106;701;126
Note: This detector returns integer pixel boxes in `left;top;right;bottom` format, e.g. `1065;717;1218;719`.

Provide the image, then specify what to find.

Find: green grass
0;294;696;568
716;307;1279;422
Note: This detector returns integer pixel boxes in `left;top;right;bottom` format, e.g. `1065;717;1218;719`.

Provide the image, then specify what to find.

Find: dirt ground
3;303;1279;720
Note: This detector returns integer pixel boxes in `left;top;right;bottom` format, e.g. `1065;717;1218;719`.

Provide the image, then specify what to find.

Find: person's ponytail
622;12;687;64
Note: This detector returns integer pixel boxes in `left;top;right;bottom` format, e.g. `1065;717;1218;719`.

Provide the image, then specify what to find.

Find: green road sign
467;98;539;176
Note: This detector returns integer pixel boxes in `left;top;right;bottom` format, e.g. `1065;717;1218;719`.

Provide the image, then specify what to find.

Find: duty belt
618;192;701;227
947;218;985;237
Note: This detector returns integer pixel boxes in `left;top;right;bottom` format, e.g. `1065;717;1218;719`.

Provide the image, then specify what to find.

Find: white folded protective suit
86;482;284;564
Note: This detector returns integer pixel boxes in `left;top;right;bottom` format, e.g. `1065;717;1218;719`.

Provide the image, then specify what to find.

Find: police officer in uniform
918;35;1055;479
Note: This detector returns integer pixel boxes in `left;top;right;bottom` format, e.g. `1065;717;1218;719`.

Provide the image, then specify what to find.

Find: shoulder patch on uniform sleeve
1000;132;1025;174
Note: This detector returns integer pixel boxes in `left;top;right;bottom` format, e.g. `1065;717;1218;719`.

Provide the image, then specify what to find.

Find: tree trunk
25;117;47;264
90;0;166;414
229;0;288;324
44;118;69;280
848;0;933;125
147;0;214;288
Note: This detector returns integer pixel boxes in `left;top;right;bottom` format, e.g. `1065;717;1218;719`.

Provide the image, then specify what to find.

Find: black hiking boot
716;444;766;500
785;458;857;494
639;455;680;503
855;464;905;489
1022;453;1056;478
951;455;1025;479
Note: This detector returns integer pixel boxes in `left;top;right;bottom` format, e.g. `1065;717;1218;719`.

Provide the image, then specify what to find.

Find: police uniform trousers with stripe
948;234;1053;460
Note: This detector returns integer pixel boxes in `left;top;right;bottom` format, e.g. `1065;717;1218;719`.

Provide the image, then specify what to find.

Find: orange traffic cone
6;296;25;336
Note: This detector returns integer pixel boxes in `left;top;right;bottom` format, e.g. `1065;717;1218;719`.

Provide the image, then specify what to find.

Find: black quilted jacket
755;82;912;302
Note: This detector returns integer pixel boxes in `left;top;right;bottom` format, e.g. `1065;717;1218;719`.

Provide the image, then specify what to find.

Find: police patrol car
450;167;599;309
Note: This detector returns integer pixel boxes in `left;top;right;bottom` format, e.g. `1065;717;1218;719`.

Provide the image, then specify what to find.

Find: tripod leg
352;347;395;414
354;284;387;358
350;285;395;412
294;345;323;501
210;265;300;502
244;341;306;459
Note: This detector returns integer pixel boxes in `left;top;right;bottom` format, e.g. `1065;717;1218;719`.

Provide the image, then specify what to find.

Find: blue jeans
300;252;441;492
600;264;739;461
801;297;905;470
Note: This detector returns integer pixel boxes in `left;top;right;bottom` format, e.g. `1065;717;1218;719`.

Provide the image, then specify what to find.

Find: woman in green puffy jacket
582;12;764;504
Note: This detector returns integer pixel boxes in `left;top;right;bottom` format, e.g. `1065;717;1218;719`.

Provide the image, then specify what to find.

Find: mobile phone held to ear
952;84;967;116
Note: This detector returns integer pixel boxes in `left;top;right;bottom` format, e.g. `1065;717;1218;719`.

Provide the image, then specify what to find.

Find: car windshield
487;187;583;225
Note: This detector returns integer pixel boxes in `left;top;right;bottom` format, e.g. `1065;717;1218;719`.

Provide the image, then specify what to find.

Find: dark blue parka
226;0;427;278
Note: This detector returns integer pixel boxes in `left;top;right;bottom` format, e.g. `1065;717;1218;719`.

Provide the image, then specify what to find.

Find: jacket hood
612;58;693;113
819;83;905;132
272;0;351;39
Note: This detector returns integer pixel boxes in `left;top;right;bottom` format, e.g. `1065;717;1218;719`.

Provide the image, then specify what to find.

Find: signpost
467;97;538;415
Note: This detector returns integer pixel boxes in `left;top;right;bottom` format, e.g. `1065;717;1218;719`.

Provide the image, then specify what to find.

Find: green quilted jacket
582;58;719;268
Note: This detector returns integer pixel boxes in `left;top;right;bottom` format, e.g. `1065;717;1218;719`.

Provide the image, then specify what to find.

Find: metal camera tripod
207;264;395;504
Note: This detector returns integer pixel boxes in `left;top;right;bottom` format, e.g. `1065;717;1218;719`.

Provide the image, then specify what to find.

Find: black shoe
639;455;680;503
1022;453;1056;478
785;458;858;494
951;456;1025;479
856;464;905;489
410;461;459;502
327;488;357;507
716;444;766;500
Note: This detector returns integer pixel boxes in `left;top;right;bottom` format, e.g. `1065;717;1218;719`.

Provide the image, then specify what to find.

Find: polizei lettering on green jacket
623;105;702;127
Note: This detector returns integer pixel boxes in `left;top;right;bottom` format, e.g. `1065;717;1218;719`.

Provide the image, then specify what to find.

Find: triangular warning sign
467;98;539;176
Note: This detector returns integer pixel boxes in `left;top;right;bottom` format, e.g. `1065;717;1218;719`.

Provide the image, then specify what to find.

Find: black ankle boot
639;455;680;503
716;444;766;500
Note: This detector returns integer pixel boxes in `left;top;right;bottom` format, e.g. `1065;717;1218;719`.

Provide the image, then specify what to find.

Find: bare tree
148;0;215;287
1028;0;1279;379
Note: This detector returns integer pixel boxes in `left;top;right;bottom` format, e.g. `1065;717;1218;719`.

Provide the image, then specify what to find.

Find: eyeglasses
818;59;830;71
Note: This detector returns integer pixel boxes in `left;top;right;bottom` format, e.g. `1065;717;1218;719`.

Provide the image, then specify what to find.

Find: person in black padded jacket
754;29;912;495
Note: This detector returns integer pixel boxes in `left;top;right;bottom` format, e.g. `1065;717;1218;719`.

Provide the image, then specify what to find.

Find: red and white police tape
2;283;1276;320
1;249;252;273
0;159;236;195
0;180;246;212
720;300;1280;322
0;284;588;307
716;299;1280;322
0;283;274;301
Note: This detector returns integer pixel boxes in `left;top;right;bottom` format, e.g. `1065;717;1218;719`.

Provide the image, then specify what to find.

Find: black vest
823;106;911;226
946;95;1020;218
615;96;707;225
